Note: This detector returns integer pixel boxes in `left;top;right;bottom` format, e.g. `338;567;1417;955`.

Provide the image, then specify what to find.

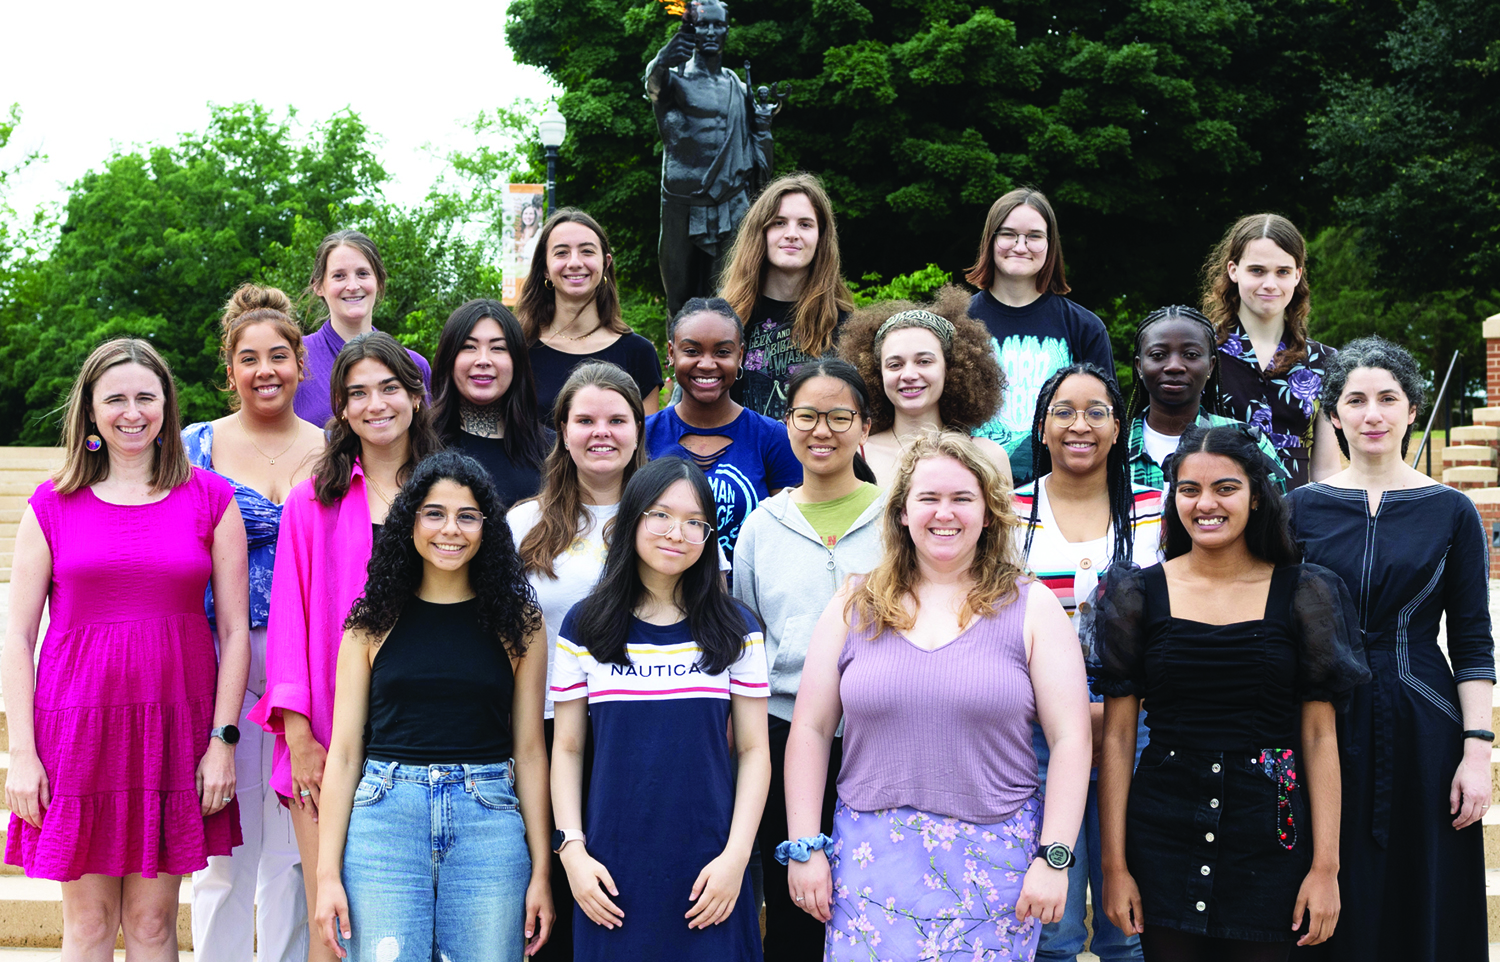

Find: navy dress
1289;483;1494;961
1089;563;1369;941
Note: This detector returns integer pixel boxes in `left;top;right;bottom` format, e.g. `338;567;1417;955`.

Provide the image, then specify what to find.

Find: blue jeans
341;759;532;962
1032;722;1144;962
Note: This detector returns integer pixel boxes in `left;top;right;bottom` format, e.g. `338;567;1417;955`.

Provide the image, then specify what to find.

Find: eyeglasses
1048;404;1114;428
995;229;1048;250
788;407;859;433
641;510;713;544
417;508;485;532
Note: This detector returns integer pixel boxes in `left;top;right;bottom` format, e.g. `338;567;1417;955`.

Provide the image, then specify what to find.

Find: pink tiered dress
5;470;243;880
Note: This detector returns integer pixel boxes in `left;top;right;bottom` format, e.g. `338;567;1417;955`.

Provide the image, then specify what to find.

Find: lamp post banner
502;183;546;306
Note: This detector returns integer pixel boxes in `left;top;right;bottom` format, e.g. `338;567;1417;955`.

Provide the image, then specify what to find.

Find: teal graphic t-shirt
967;290;1115;486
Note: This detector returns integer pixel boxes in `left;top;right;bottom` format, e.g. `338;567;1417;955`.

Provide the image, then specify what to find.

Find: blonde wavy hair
847;429;1023;634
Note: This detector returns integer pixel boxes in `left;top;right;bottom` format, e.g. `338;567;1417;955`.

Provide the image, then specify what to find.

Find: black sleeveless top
364;597;516;764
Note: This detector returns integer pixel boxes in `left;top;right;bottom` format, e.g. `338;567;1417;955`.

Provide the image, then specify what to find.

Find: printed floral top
1216;325;1335;491
182;421;284;628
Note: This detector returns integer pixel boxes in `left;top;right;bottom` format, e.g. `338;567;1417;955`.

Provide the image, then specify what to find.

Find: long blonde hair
516;361;647;578
54;338;190;495
848;430;1023;634
719;173;852;356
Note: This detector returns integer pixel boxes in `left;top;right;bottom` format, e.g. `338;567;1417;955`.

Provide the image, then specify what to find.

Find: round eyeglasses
641;510;713;545
417;508;485;532
1047;404;1114;428
995;229;1048;250
788;407;859;433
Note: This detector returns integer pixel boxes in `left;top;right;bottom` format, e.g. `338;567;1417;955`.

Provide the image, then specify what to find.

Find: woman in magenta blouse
250;331;441;962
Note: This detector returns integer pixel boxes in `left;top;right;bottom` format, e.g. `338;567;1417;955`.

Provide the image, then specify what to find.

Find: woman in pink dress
250;331;441;962
2;337;251;957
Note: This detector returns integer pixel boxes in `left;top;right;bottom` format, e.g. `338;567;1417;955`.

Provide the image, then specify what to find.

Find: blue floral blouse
182;421;284;628
1216;326;1336;491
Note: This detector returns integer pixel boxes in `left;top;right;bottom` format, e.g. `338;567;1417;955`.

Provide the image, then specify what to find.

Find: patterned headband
874;310;955;351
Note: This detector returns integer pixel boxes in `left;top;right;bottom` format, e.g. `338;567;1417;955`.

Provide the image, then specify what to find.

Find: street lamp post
539;106;567;218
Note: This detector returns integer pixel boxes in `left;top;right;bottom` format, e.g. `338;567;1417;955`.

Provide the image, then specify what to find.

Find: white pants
192;627;308;962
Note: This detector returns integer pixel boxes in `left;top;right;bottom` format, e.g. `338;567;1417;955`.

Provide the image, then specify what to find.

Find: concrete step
1452;426;1500;444
0;876;191;949
1446;445;1499;466
1445;465;1499;486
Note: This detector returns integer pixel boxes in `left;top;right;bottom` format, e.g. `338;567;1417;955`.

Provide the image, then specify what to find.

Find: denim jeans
1032;720;1145;962
341;759;532;962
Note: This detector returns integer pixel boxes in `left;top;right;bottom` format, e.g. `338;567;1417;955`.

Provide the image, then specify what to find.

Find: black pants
534;716;594;962
757;714;842;961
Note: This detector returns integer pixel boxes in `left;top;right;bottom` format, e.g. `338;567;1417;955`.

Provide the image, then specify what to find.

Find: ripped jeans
341;760;532;962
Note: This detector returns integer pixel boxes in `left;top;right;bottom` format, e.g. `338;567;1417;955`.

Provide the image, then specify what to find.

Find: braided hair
1022;363;1135;567
1125;305;1222;424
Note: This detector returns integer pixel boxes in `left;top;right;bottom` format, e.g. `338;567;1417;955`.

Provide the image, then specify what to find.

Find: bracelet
1463;729;1495;742
774;834;833;865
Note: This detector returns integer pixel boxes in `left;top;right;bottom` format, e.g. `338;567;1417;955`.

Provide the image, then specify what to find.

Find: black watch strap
1463;729;1495;742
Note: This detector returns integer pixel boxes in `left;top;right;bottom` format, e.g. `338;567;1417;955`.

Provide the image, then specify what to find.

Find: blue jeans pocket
352;771;387;809
469;772;519;811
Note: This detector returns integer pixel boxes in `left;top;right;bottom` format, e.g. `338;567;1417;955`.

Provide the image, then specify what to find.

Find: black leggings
1141;926;1292;962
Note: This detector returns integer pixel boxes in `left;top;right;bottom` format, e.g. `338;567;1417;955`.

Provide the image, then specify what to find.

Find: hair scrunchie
774;834;834;865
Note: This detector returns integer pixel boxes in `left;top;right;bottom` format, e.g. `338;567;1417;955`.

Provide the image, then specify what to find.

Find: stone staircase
0;451;64;585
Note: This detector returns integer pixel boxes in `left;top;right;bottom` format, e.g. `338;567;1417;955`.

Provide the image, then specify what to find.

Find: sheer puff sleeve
1292;563;1372;710
1082;562;1150;698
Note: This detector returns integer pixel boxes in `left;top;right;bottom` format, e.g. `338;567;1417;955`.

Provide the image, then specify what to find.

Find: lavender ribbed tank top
836;588;1038;823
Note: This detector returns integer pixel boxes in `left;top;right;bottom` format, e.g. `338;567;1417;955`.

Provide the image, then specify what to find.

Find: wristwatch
552;829;586;854
210;725;240;746
1039;841;1075;870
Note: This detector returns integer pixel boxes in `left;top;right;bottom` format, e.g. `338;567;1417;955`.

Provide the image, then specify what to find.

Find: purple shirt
293;324;433;429
835;581;1039;822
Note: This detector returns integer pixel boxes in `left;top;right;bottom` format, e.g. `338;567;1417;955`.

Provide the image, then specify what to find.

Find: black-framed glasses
788;407;859;433
1047;404;1113;428
641;510;713;544
417;508;485;531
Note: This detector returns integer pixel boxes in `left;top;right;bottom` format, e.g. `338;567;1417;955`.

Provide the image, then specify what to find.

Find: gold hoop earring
545;278;555;289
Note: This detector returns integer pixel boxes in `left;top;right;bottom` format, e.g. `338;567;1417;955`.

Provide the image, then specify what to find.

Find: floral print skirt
825;795;1041;961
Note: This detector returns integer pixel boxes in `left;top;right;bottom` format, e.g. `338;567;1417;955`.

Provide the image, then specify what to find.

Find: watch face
222;724;240;745
551;830;566;852
1045;844;1071;869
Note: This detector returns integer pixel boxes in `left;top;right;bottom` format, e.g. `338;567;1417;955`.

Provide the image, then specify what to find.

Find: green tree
2;103;504;444
504;0;1385;315
1311;0;1499;293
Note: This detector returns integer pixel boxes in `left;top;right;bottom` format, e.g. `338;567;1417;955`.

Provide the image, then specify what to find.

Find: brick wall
1471;490;1500;580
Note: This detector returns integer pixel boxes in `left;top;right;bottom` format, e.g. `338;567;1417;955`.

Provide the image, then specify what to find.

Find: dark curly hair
838;285;1003;435
345;451;541;656
1162;425;1299;564
1319;336;1426;459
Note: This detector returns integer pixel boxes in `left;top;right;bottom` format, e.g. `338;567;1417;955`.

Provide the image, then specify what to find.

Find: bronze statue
646;0;786;316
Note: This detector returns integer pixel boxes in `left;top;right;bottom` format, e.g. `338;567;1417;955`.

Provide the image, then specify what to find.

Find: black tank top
364;597;515;764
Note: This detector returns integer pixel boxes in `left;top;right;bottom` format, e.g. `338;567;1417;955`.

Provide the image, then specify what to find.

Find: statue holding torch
646;0;788;316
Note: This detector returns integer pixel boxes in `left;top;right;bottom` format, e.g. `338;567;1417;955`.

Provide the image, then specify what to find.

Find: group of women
0;174;1490;962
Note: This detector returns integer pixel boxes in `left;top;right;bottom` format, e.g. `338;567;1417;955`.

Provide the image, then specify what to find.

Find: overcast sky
1;0;559;232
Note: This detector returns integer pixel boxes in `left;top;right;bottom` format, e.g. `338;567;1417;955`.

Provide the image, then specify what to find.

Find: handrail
1411;349;1461;471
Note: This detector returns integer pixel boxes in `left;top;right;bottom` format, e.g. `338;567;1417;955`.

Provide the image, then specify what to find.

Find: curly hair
838;285;1004;435
848;430;1025;635
1200;213;1311;377
345;451;541;656
1319;336;1426;459
1162;425;1299;564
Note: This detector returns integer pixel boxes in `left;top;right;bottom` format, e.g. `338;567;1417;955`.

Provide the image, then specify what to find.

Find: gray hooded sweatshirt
730;486;887;722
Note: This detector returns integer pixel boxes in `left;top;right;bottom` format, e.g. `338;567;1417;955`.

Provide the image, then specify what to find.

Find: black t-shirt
967;290;1115;485
735;297;848;421
364;598;515;764
530;332;664;420
453;429;554;511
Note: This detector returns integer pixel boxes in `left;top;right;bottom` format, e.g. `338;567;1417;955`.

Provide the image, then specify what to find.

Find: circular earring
544;277;555;289
85;434;102;452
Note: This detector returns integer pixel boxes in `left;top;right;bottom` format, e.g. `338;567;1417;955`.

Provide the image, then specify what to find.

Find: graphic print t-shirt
967;290;1115;486
736;297;847;421
644;406;801;566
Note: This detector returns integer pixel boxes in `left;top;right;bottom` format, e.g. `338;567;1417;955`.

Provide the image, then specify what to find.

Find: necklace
365;473;396;506
237;413;298;465
546;323;602;342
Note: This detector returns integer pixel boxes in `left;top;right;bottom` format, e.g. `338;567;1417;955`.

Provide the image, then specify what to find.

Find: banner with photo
502;184;546;306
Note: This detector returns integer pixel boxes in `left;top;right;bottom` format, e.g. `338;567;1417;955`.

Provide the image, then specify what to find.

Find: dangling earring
85;433;102;452
155;436;164;447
